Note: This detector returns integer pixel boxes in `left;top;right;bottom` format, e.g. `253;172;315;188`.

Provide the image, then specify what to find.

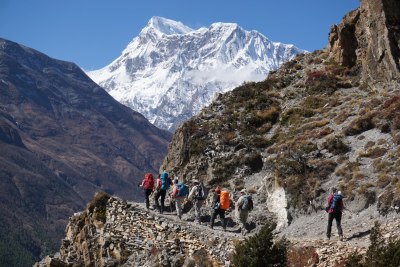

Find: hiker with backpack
210;187;229;231
155;171;172;214
188;180;206;224
326;187;344;241
236;189;253;236
172;179;189;219
154;174;161;210
140;173;154;210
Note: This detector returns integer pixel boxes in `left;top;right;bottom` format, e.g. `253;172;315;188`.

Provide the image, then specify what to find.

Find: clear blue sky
0;0;359;70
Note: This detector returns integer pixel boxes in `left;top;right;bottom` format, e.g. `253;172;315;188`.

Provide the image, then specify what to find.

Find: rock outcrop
35;192;238;267
328;0;400;82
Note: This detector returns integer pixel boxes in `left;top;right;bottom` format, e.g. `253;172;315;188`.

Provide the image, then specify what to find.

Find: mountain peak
210;22;240;31
145;16;193;35
88;18;305;132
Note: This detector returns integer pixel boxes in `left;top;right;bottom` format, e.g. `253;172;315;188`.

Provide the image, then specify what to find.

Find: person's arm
188;187;195;200
327;194;333;206
237;196;243;210
172;185;177;198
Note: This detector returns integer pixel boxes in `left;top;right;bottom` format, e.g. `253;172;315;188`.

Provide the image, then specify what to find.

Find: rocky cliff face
0;38;171;266
327;0;400;83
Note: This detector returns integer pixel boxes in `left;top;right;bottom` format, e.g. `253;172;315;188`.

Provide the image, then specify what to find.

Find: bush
344;113;375;136
232;222;288;267
323;136;350;155
345;222;400;267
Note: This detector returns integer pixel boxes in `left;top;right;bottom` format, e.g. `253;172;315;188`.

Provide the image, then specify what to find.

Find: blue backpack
160;172;170;190
176;183;188;197
330;193;343;211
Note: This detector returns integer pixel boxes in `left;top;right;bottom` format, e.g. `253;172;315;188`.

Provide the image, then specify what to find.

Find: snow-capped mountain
88;16;305;131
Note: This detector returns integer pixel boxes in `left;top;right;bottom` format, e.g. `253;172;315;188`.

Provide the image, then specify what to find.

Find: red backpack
143;173;154;190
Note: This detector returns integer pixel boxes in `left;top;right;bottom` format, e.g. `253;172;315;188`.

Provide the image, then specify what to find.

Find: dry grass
358;147;387;159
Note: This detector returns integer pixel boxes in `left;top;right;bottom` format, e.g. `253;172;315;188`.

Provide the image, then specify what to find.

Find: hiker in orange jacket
210;187;227;231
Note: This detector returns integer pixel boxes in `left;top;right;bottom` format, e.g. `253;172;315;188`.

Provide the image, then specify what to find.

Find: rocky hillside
160;0;400;227
0;38;171;266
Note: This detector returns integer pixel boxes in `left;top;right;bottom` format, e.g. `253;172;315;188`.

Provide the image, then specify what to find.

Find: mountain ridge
88;17;305;131
0;37;171;266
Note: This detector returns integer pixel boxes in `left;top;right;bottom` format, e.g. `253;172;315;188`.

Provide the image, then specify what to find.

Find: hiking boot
326;235;330;240
339;235;344;241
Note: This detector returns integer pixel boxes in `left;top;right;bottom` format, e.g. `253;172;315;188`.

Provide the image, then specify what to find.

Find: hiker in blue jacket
156;172;172;214
326;188;344;241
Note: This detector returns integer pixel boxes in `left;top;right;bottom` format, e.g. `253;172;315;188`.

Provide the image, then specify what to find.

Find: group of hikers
139;171;253;236
140;172;345;239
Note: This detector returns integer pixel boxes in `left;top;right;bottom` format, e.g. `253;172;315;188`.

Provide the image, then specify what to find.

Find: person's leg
220;210;226;231
327;213;334;239
210;210;217;229
175;198;183;219
335;212;343;240
154;191;160;209
240;211;249;235
145;189;152;209
160;190;166;214
194;201;202;223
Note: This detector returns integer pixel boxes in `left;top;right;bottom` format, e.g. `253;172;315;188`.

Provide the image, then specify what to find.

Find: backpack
195;185;205;200
160;172;170;190
219;191;230;210
330;193;342;212
241;195;253;211
142;173;154;190
176;183;189;197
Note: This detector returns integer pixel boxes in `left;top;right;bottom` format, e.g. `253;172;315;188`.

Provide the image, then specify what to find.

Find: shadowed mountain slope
0;38;171;266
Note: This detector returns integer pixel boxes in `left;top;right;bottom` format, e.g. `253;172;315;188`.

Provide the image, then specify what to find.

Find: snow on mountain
88;16;306;131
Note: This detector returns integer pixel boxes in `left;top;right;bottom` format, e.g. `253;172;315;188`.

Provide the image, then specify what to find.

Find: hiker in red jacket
140;173;154;210
326;187;344;241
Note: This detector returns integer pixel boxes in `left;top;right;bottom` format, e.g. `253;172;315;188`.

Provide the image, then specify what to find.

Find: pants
327;212;343;238
194;200;203;223
238;210;249;234
144;189;152;209
155;189;167;213
210;208;226;230
175;197;184;219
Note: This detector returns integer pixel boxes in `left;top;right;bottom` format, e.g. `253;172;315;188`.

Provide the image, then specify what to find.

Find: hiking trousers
238;210;249;234
210;209;226;230
144;189;152;209
327;212;343;238
175;197;185;219
155;189;167;213
194;200;203;223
